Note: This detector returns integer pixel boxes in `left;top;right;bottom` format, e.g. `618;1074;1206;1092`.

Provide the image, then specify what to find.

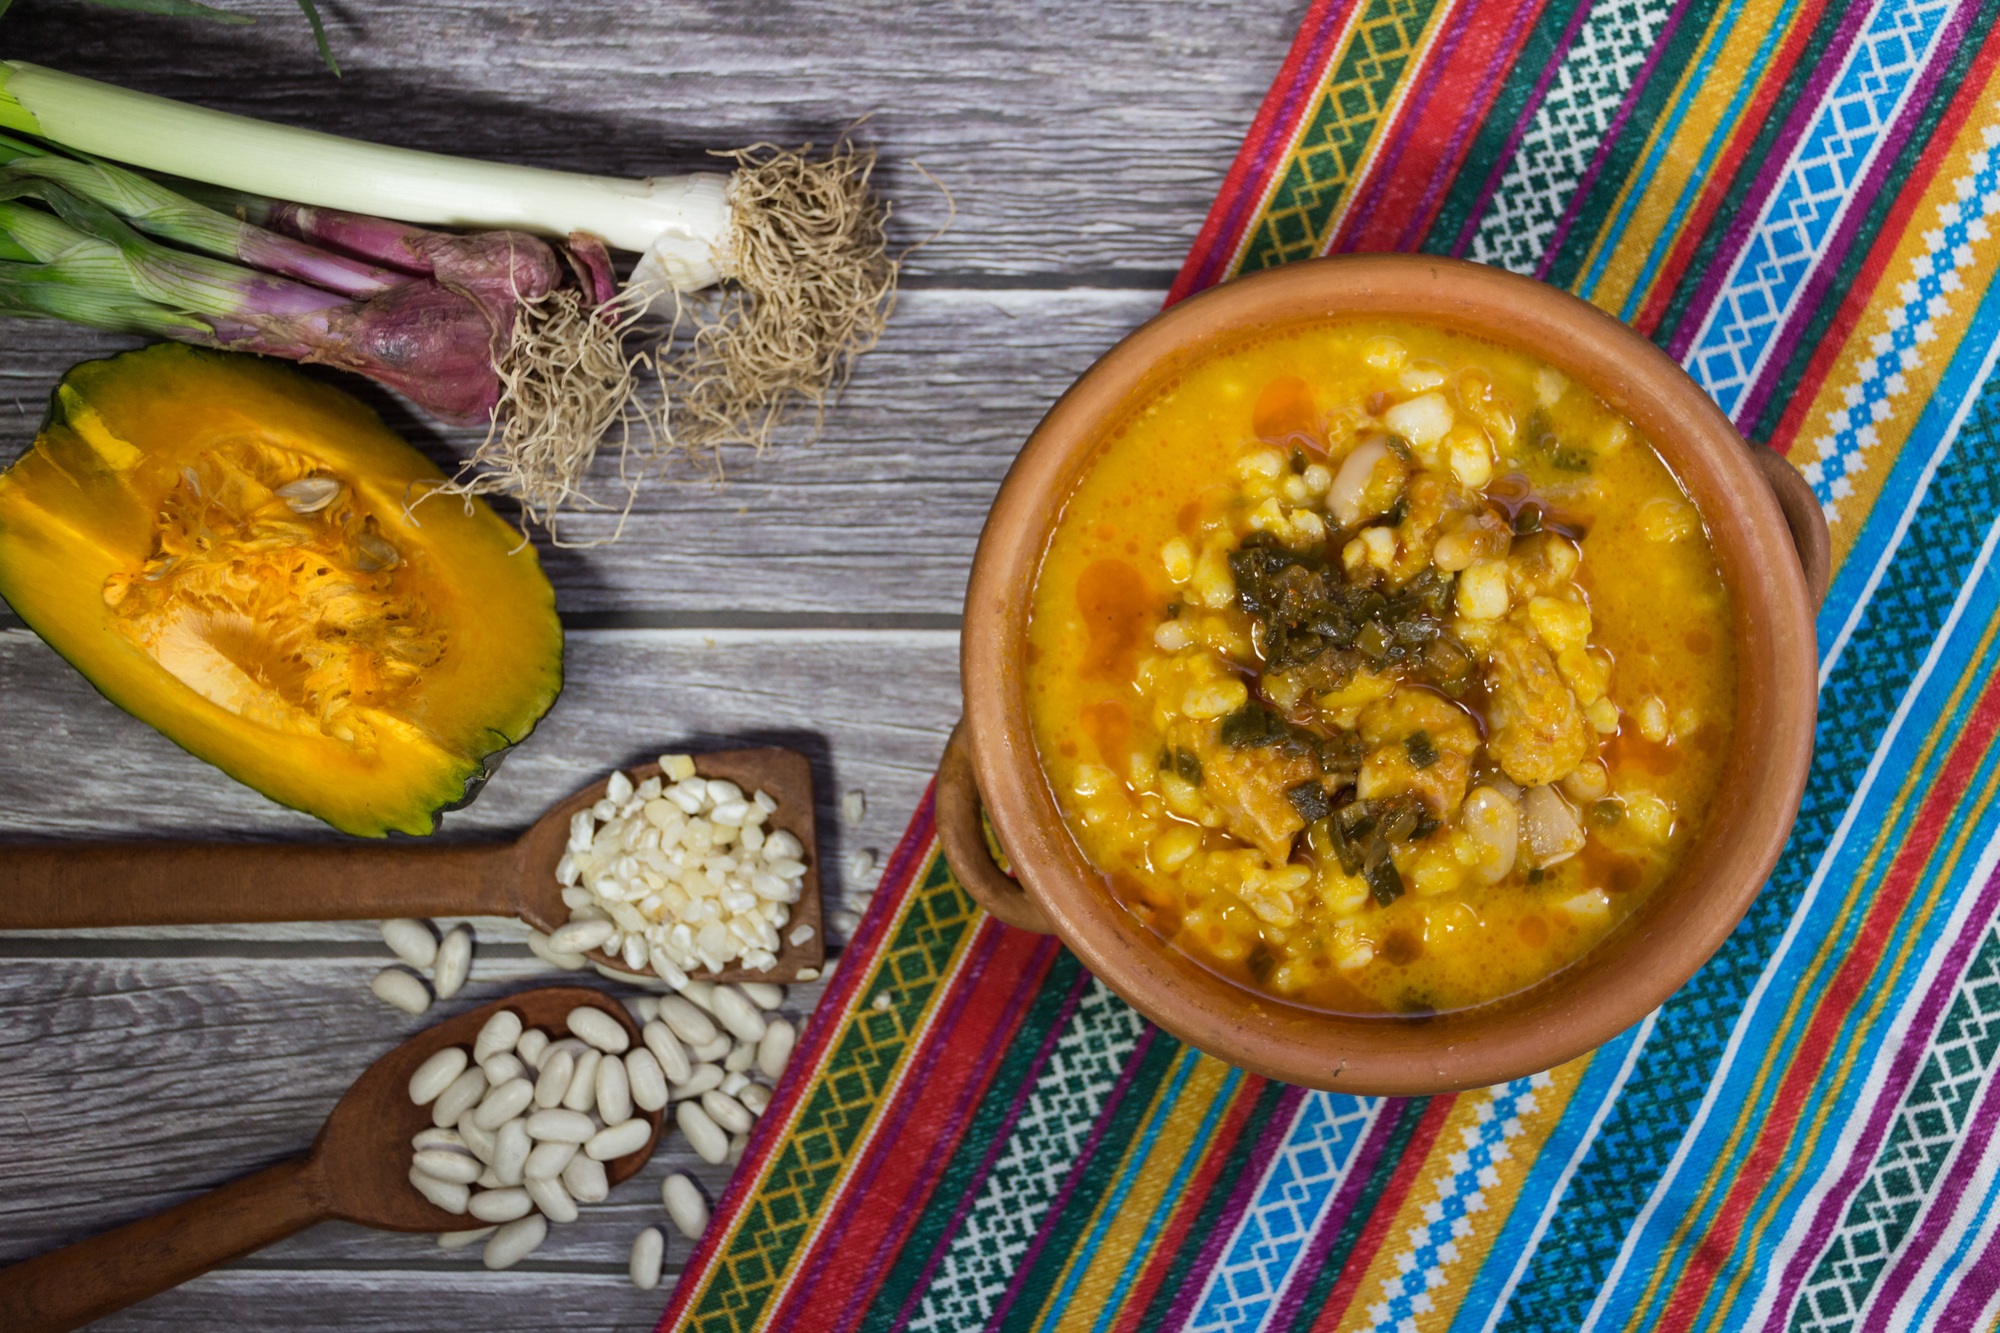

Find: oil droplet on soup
1026;318;1736;1015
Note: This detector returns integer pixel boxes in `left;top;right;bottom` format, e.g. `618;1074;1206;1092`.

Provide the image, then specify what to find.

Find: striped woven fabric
660;0;2000;1328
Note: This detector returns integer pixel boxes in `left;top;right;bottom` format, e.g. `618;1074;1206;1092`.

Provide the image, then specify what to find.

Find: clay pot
938;255;1825;1095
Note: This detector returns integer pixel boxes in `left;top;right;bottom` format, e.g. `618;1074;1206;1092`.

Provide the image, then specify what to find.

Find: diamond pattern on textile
1235;0;1437;275
1686;0;1955;417
903;979;1149;1333
1358;1076;1548;1333
1806;125;2000;524
1466;0;1675;275
684;853;980;1333
1785;919;2000;1332
1186;1094;1377;1333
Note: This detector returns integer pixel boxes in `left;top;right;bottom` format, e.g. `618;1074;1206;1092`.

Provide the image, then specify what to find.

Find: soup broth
1026;319;1736;1014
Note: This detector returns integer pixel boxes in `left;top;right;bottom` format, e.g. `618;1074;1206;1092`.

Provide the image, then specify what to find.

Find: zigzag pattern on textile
1465;0;1676;274
904;980;1148;1333
1684;0;1957;416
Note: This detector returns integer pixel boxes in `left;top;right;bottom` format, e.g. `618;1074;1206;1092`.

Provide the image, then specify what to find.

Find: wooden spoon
0;986;662;1333
0;747;823;983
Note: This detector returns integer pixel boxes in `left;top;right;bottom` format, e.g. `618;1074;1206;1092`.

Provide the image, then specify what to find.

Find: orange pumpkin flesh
0;344;563;836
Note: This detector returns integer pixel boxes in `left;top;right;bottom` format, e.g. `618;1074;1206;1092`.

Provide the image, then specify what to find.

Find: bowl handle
1749;445;1831;610
937;719;1055;934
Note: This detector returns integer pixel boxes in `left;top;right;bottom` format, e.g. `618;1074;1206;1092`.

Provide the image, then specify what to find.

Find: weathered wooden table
0;3;1296;1325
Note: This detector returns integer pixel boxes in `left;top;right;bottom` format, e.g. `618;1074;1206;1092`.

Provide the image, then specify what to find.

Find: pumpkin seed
277;476;342;514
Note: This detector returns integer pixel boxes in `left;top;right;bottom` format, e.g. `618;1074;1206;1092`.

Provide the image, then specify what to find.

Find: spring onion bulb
0;61;897;534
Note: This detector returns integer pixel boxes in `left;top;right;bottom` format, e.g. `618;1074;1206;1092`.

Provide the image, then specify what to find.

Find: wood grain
0;0;1289;1322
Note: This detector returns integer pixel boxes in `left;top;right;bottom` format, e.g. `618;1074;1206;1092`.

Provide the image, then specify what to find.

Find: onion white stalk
0;61;897;534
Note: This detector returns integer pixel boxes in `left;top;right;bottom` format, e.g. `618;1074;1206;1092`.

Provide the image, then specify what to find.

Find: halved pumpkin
0;344;563;836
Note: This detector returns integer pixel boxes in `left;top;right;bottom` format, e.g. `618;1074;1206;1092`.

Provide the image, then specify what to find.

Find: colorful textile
661;0;2000;1327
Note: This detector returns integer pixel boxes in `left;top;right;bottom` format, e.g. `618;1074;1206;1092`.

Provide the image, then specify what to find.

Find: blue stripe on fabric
1488;257;2000;1333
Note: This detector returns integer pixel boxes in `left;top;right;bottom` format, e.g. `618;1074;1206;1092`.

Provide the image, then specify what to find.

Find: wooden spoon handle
0;1156;328;1333
0;840;520;929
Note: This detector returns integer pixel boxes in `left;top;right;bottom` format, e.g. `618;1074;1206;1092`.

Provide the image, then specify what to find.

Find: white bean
412;1127;466;1153
723;1041;759;1074
476;1166;504;1190
533;1049;575;1109
371;966;432;1015
711;986;768;1043
677;1101;729;1164
526;930;589;972
678;979;718;1012
412;1149;483;1184
662;1173;709;1240
561;1154;608;1204
701;1090;753;1135
457;1116;499;1164
432;925;474;999
515;1029;550;1068
524;1140;578;1180
673;1063;724;1098
438;1226;495;1250
482;1214;547;1270
585;1117;651;1161
493;1120;530;1187
625;1050;669;1112
738;982;785;1011
728;1132;747;1165
630;1226;666;1291
633;996;661;1023
480;1053;526;1086
549;917;615;955
758;1020;797;1081
408;1047;468;1106
692;1034;733;1063
431;1068;488;1130
659;996;718;1046
595;1055;633;1124
740;1084;772;1116
721;1071;749;1097
525;1109;596;1143
472;1078;534;1131
642;1022;692;1083
408;1167;470;1214
467;1187;533;1223
562;1050;601;1115
473;1011;524;1064
566;1005;630;1054
526;1173;579;1225
381;918;438;970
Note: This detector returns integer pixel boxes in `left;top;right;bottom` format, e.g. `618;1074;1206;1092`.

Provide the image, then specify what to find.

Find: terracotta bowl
939;255;1826;1095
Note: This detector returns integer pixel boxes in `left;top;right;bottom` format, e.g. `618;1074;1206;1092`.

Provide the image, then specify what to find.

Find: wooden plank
0;289;1162;618
0;0;1295;280
0;956;823;1295
0;627;955;931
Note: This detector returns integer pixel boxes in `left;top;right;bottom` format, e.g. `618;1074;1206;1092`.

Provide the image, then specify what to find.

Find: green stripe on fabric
686;854;980;1332
1541;0;1730;289
1742;5;2000;445
999;1029;1188;1333
1236;0;1443;275
1275;1095;1436;1333
1128;1078;1300;1331
856;949;1091;1333
1421;0;1594;255
1649;0;1852;346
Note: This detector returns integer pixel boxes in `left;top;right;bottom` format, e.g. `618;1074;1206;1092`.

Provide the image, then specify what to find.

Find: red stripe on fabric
1103;1078;1270;1333
766;925;1067;1332
1333;0;1548;253
1307;1094;1460;1332
1166;0;1354;305
1761;27;2000;455
1655;665;2000;1333
1629;0;1831;337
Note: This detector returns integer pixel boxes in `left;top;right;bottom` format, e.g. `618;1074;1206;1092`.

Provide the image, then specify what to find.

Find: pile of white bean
371;918;475;1015
406;982;799;1288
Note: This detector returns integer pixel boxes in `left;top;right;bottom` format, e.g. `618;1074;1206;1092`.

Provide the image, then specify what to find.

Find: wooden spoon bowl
0;746;824;984
0;987;659;1332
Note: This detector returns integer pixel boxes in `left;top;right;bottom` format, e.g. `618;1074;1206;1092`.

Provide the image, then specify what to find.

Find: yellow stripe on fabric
1618;604;2000;1332
678;837;989;1324
1039;1050;1238;1332
1709;627;2000;1326
1788;84;2000;568
1411;1056;1592;1332
1574;0;1794;315
1581;0;1798;316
